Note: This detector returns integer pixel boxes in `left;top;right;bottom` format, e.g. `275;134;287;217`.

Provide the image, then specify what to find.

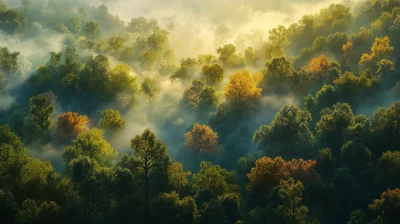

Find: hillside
1;0;400;223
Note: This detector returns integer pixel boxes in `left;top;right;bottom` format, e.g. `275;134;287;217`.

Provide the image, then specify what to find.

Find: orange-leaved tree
309;55;329;82
184;123;220;154
56;112;89;142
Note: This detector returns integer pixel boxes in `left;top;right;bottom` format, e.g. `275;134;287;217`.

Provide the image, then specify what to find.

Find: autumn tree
201;63;224;86
309;55;329;82
360;36;394;70
131;129;168;200
247;156;289;199
56;112;89;142
98;109;126;133
369;188;400;223
141;78;160;105
184;123;220;154
28;95;55;135
63;128;117;166
224;70;262;111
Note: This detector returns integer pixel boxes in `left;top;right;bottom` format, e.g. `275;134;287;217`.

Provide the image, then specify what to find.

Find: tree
340;141;371;172
217;44;236;64
347;210;366;224
315;148;336;177
247;156;289;198
309;55;329;82
224;70;262;111
202;64;224;86
141;78;160;105
253;105;314;159
0;190;17;223
150;192;199;224
131;129;168;200
245;46;260;65
192;161;238;196
184;123;220;154
109;64;138;96
140;50;157;70
14;198;38;223
181;80;218;112
168;162;191;194
70;16;81;34
369;188;400;223
98;109;126;133
36;201;61;224
376;59;395;87
316;103;354;159
28;95;55;134
326;32;348;54
264;57;293;94
0;47;20;76
278;178;308;224
268;25;290;56
376;151;400;188
83;54;110;95
56;112;89;142
360;36;394;70
220;193;241;223
84;20;101;39
63;128;117;166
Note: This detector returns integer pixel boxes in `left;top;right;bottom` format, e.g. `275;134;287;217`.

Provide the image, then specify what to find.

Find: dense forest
2;0;400;223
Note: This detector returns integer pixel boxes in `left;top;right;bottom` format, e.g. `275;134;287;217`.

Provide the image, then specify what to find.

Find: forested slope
1;0;400;223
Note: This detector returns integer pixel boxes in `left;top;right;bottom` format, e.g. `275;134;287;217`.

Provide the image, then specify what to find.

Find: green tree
192;161;238;196
340;141;371;172
0;189;18;223
0;47;20;76
376;59;395;87
278;178;308;224
36;201;61;224
14;198;38;224
130;129;168;200
84;20;101;39
28;95;55;135
202;64;224;86
264;57;293;94
98;109;126;133
253;105;314;159
150;192;199;224
63;128;118;166
141;78;160;105
70;16;81;34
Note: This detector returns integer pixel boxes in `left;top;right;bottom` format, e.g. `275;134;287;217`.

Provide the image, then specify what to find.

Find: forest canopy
2;0;400;223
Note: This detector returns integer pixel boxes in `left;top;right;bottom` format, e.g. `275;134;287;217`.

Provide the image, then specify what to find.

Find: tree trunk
144;167;149;200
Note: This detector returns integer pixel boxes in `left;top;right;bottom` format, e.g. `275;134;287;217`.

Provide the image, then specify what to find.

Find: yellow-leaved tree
224;70;262;111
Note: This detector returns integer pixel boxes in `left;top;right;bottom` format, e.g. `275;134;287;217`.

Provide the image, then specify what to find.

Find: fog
0;0;371;171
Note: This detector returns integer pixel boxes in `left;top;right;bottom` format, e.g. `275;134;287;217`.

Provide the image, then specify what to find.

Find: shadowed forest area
2;0;400;223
